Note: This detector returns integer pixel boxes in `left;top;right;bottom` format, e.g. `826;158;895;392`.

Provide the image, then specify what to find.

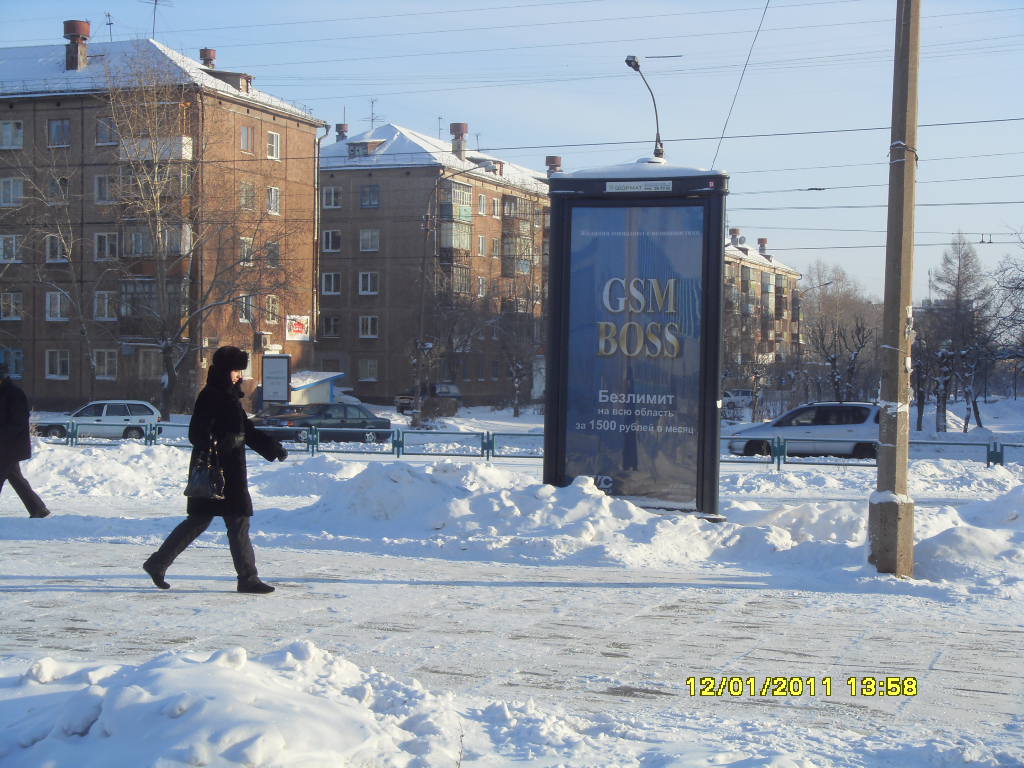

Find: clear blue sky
5;0;1022;300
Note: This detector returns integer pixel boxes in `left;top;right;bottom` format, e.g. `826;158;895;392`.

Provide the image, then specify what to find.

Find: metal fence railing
35;421;1023;468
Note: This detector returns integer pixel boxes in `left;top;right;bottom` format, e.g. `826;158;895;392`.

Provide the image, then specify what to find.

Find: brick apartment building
722;227;802;385
0;21;323;412
317;122;550;405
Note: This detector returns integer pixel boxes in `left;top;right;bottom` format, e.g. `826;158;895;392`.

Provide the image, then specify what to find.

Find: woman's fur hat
211;345;249;372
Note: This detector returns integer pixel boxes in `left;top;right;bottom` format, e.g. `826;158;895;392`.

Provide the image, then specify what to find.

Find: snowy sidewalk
3;539;1021;760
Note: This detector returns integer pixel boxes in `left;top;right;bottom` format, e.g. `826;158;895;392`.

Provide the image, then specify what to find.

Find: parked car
36;400;160;439
394;382;463;417
722;389;755;409
727;402;880;458
250;402;391;443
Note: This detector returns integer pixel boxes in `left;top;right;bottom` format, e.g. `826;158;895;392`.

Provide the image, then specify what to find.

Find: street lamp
625;55;665;159
412;158;498;425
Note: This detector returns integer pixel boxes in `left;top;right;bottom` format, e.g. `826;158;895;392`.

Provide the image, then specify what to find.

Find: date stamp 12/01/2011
685;677;919;698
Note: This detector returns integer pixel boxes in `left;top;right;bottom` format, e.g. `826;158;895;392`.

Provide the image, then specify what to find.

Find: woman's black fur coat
186;362;282;518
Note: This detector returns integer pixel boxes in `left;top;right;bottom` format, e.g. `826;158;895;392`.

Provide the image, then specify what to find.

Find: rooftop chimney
545;155;562;176
335;123;348;142
729;227;740;246
63;20;90;72
450;122;468;161
199;48;216;68
757;237;768;254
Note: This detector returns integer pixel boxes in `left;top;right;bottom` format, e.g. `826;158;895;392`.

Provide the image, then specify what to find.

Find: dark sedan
251;403;392;443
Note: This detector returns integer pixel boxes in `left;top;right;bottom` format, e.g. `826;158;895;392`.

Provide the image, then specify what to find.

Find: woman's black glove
275;444;288;462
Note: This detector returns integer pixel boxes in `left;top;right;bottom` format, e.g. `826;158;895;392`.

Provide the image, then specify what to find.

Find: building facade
0;22;323;412
721;227;802;387
317;122;550;405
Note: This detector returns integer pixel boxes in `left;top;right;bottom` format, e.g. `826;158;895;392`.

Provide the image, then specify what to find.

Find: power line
731;200;1024;211
733;173;1024;195
731;150;1024;175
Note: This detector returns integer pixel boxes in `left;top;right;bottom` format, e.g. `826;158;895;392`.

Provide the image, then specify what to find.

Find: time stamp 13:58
685;676;919;697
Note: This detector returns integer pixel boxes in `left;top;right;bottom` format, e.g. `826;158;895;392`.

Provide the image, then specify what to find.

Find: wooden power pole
869;0;920;577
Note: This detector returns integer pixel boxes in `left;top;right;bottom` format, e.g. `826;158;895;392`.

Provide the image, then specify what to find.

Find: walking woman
144;346;287;594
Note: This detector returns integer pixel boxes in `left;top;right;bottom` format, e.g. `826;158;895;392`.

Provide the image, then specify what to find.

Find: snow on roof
724;241;800;276
320;123;548;195
552;156;725;180
290;371;346;390
0;39;320;123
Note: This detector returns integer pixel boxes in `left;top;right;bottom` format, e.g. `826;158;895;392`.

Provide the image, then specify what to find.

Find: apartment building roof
724;241;800;277
320;122;549;195
0;38;320;123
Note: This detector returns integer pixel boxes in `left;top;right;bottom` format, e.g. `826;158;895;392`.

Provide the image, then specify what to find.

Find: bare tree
102;46;302;417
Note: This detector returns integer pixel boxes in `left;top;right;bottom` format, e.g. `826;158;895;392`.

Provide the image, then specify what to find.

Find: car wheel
296;429;309;442
45;425;67;439
743;440;770;457
852;443;877;460
123;427;145;440
362;431;377;443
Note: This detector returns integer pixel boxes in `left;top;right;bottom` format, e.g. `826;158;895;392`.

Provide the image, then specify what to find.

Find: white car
38;400;160;439
727;402;880;459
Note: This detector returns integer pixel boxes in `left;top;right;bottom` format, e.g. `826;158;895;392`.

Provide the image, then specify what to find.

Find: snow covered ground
1;399;1023;766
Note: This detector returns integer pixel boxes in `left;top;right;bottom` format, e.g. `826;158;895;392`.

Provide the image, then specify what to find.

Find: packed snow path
3;540;1021;759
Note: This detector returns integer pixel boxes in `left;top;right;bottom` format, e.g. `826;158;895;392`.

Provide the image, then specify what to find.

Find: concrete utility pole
869;0;920;577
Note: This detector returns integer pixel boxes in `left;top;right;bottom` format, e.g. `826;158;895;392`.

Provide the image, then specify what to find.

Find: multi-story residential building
0;21;323;411
318;122;550;405
722;227;802;384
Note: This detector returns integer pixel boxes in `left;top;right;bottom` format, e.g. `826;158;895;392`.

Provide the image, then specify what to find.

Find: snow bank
3;641;1020;768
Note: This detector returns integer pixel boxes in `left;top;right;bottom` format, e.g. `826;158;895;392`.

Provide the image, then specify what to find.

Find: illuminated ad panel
564;205;704;507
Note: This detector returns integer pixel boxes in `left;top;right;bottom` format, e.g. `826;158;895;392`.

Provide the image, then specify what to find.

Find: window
239;294;254;323
440;222;471;250
0;348;24;378
266;295;280;323
478;234;486;256
93;349;117;380
322;186;341;208
477;276;486;298
240;180;256;209
359;184;379;208
95;116;117;145
240;125;255;152
0;120;23;149
126;230;152;257
45;235;68;262
321;230;341;252
94;290;118;321
138;349;162;379
47;119;71;147
46;291;71;320
0;292;22;320
358;271;378;295
359;229;379;252
0;178;24;206
266;131;281;160
94;174;115;203
357;358;378;382
239;237;254;266
266;186;280;214
491;238;499;258
320;315;341;337
321;272;341;295
452;264;471;295
0;234;20;263
45;349;70;380
266;241;280;267
47;176;69;204
492;198;499;217
478;194;487;215
120;278;157;317
358;315;379;338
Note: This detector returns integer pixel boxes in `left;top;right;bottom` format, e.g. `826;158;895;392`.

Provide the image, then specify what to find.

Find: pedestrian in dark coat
143;346;287;593
0;364;50;518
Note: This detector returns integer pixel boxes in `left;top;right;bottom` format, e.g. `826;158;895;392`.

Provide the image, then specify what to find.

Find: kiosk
543;157;728;517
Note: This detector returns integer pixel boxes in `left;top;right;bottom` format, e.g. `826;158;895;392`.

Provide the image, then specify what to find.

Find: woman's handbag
184;444;225;500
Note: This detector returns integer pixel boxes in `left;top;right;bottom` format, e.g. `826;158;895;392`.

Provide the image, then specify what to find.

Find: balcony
119;136;193;162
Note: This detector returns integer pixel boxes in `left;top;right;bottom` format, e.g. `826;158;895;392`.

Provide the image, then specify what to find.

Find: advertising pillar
543;158;728;515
